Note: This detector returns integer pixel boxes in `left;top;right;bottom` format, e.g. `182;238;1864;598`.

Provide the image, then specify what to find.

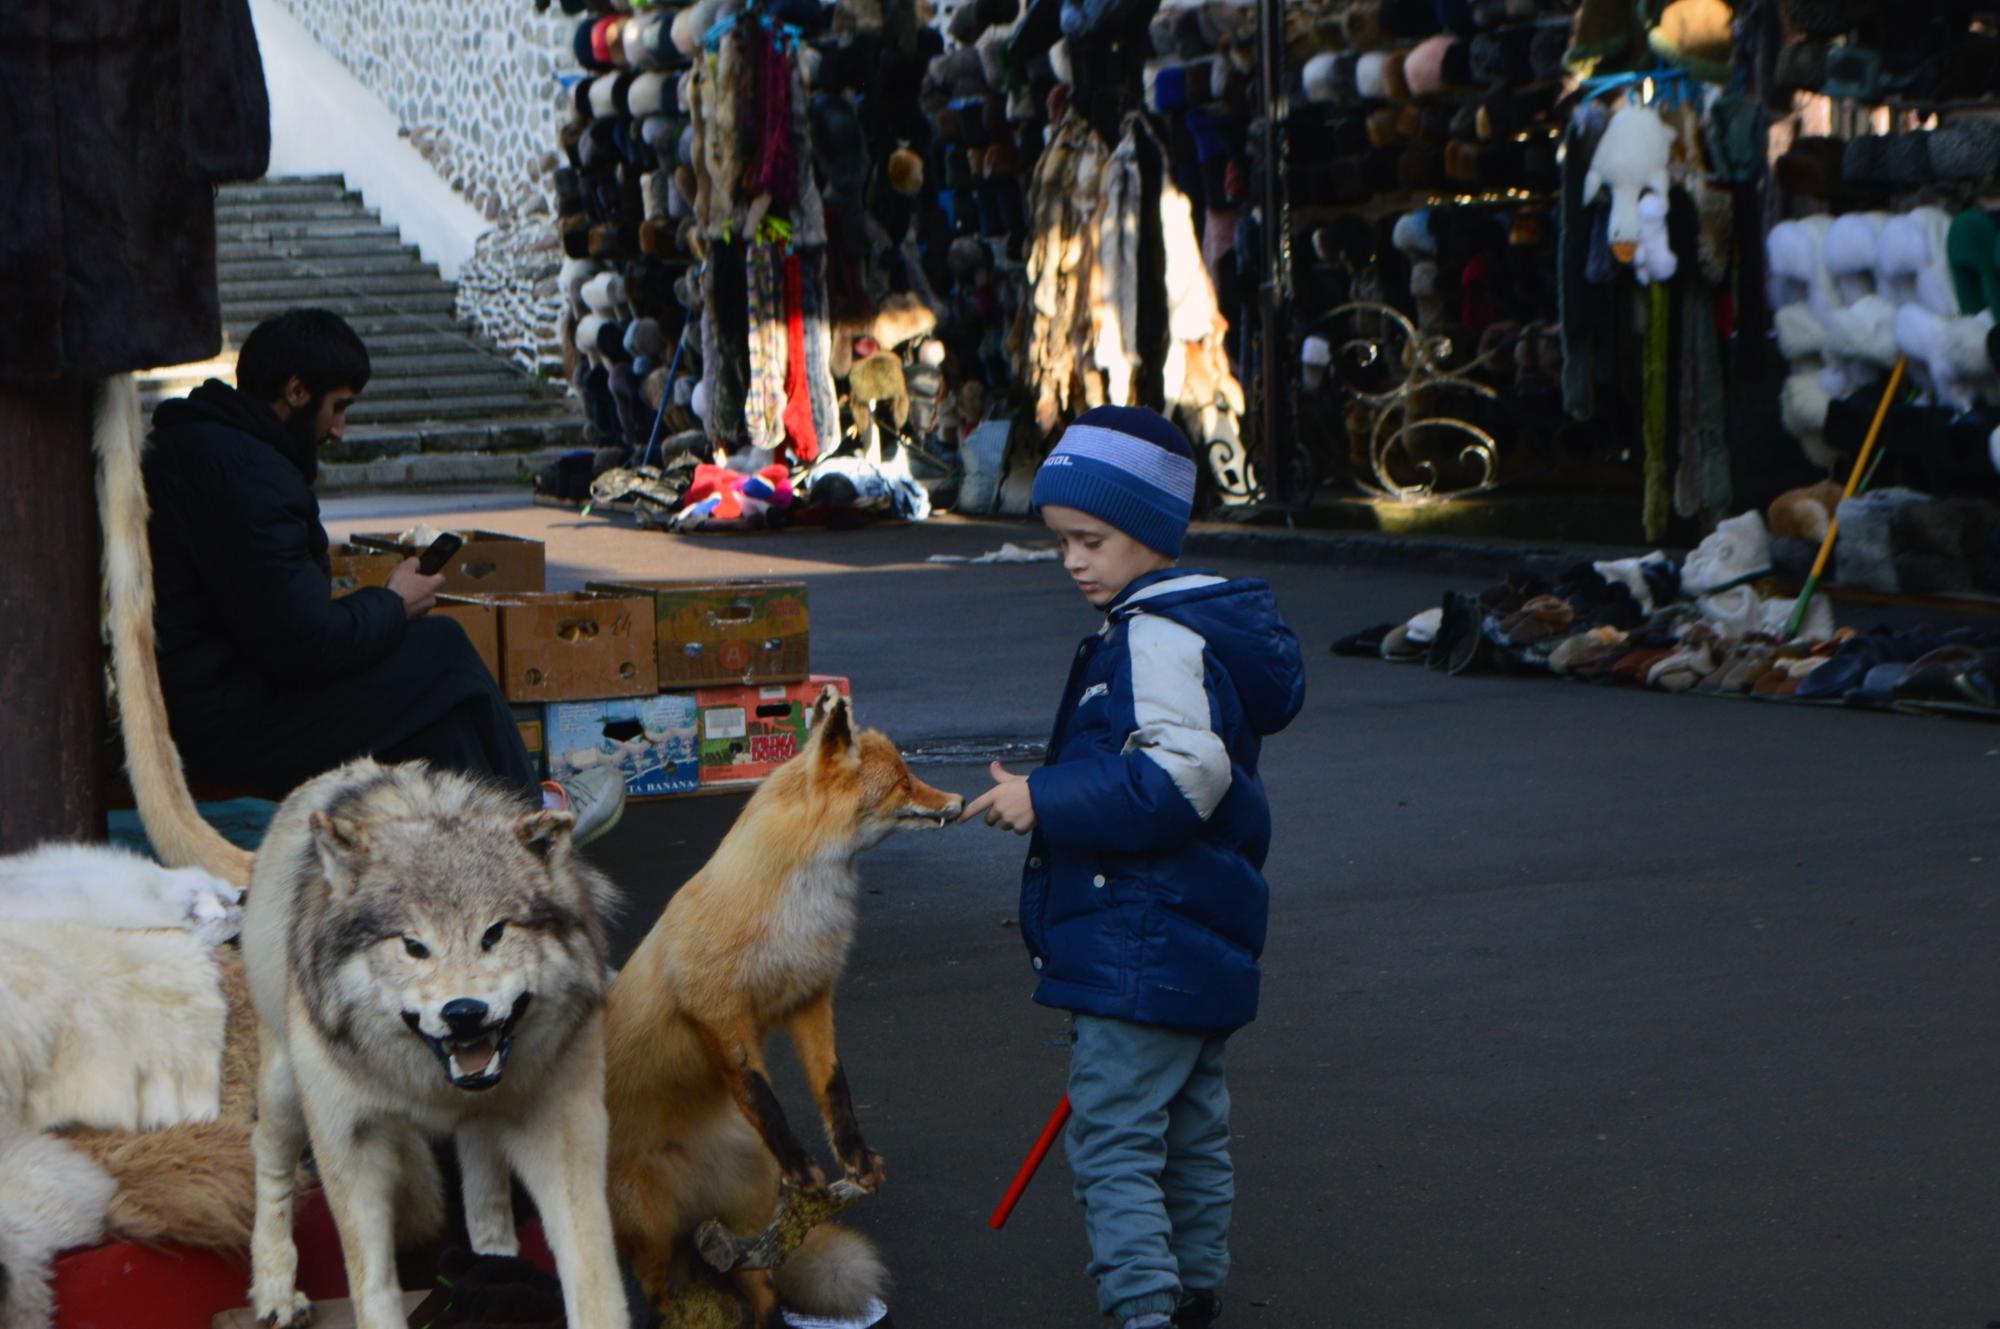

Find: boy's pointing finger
958;789;993;824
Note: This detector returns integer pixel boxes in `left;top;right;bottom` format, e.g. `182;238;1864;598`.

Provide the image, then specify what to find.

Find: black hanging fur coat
0;0;270;384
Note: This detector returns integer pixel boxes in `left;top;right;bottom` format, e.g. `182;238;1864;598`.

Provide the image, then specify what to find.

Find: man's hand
386;557;446;620
960;761;1036;834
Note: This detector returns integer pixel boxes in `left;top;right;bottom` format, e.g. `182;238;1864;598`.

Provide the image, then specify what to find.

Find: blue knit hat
1031;406;1197;557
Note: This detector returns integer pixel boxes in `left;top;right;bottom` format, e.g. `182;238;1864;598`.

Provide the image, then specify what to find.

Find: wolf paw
255;1290;313;1329
695;1218;744;1273
843;1150;886;1192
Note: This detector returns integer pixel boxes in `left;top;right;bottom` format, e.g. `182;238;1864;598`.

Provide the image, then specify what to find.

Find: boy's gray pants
1066;1013;1233;1321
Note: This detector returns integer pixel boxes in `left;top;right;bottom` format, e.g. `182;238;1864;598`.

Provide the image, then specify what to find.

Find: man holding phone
142;308;624;843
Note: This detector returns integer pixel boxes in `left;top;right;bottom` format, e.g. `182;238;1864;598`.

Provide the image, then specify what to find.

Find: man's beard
287;396;327;453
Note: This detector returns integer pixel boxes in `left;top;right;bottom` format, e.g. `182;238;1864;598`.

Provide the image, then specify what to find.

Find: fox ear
310;812;370;891
516;809;574;861
813;692;855;761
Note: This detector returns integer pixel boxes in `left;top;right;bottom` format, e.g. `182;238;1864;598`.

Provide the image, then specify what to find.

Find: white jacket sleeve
1121;614;1233;820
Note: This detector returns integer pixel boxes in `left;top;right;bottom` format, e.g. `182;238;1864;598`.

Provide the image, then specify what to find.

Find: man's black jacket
143;381;406;755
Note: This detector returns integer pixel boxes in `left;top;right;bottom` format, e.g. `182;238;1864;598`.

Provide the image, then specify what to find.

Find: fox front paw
780;1158;829;1191
255;1289;313;1329
843;1149;886;1192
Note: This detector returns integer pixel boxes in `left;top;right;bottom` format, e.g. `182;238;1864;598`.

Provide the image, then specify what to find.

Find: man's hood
151;379;315;484
1110;570;1306;736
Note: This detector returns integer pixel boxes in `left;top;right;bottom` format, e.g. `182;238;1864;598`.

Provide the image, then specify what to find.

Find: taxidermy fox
603;685;961;1324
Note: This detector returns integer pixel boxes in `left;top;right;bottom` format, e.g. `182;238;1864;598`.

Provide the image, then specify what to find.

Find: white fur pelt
0;1124;116;1329
1893;306;1998;410
0;922;226;1134
1766;216;1835;328
0;843;242;947
1824;212;1887;305
1091;132;1143;408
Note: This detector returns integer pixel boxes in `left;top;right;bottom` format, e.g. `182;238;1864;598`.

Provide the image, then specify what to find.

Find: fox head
804;685;962;849
303;768;615;1094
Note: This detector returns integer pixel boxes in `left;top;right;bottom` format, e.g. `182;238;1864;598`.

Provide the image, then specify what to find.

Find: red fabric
1460;253;1494;333
685;463;792;520
748;29;796;204
781;253;819;461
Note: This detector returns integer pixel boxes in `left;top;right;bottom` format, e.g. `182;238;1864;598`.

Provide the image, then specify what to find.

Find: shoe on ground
542;766;626;848
1173;1290;1220;1328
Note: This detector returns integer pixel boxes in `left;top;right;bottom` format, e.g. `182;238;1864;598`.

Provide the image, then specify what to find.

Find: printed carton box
695;675;850;786
545;693;701;799
585;579;809;688
349;529;546;596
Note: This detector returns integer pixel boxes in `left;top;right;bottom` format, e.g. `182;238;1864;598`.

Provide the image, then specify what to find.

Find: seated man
144;307;623;843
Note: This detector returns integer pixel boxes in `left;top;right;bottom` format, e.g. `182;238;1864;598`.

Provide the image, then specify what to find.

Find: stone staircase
139;175;581;491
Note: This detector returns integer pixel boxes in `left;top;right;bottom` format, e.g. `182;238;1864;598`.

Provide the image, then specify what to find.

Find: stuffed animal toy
1583;105;1676;265
1632;191;1677;285
1768;480;1846;543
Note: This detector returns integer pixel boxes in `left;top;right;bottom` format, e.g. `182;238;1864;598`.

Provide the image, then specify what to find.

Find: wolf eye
481;922;507;951
403;937;430;959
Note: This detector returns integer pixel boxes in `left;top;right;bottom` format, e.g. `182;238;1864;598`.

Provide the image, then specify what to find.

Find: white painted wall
252;0;487;279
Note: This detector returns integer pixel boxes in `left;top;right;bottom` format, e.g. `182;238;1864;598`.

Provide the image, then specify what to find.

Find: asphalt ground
326;496;2000;1328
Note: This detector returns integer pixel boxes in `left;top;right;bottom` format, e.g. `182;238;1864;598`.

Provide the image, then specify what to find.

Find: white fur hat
1356;51;1391;100
1050;39;1073;86
1825;294;1899;369
560;258;599;317
628;70;671;117
1780;371;1833;439
1766;216;1834;326
581;271;629;319
1773;302;1826;363
1895;306;1998;411
1877;206;1956;316
575;314;610;365
1824;211;1887;305
1682;510;1772;596
589;76;621;120
1303;51;1341;103
673;0;729;57
691;377;712;422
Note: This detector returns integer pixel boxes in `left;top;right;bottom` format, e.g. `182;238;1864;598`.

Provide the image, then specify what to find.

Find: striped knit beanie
1031;406;1197;557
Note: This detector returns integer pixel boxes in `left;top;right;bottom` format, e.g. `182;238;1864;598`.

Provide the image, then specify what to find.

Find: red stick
989;1094;1074;1229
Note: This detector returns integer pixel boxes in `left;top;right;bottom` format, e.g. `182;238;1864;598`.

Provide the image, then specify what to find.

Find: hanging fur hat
589;75;622;120
1773;302;1826;362
1402;36;1462;97
883;147;922;196
1948;209;2000;316
1826;295;1900;369
628;70;671;117
1355;50;1392;100
873;292;939;349
1774;134;1846;199
1928;121;2000;185
625;317;668;361
1566;0;1644;76
1647;0;1733;82
560;257;599;318
1878;206;1957;316
673;0;731;57
1894;305;1998;411
1824;211;1887;304
1302;51;1343;104
848;352;911;426
1765;215;1835;328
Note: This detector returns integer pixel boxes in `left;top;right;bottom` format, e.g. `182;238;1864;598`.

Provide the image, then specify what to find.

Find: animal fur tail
773;1224;889;1320
0;1121;116;1329
94;374;253;887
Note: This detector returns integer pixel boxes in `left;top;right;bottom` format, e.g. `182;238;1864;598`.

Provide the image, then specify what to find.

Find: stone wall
268;0;572;374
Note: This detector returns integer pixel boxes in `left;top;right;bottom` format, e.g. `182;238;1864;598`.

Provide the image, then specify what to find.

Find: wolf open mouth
403;993;533;1092
898;807;958;828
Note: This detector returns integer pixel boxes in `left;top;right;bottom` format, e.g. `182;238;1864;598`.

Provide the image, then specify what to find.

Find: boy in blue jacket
963;405;1306;1329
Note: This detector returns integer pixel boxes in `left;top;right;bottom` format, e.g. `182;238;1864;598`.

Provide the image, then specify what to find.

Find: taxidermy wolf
239;758;628;1329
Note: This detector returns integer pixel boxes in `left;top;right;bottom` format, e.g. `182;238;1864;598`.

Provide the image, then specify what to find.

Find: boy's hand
960;761;1036;834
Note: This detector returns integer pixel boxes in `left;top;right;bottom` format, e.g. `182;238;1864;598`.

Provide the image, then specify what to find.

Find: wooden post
0;384;108;853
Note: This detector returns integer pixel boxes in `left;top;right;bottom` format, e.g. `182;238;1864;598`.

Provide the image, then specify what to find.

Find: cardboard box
433;595;502;684
452;591;658;703
350;529;546;596
327;542;399;593
696;675;849;786
586;579;810;689
545;692;701;799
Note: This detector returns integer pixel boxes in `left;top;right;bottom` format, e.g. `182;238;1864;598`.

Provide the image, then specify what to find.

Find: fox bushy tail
94;374;254;886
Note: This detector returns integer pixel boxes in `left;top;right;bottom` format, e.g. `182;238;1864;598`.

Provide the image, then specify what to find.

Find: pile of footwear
1342;506;2000;719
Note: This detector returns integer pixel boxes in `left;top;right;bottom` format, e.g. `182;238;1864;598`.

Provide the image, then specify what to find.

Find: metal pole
1256;0;1293;507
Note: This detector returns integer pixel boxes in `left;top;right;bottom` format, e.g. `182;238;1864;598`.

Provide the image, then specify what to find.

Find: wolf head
298;765;616;1095
795;686;962;849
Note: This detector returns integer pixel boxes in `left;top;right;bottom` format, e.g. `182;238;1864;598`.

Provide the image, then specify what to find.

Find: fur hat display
1928;120;2000;185
1648;0;1733;81
1949;209;2000;316
888;147;926;196
1879;207;1957;316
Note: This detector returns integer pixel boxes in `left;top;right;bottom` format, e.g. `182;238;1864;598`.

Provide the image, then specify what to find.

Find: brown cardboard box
454;591;658;702
327;542;399;593
512;703;546;778
585;579;809;688
433;596;503;683
350;529;546;595
695;675;849;785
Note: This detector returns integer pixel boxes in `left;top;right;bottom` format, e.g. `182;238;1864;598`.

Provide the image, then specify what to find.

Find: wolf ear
309;812;370;890
812;689;855;762
516;809;574;861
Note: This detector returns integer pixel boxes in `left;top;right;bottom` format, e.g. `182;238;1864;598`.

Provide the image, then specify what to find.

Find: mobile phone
416;533;464;576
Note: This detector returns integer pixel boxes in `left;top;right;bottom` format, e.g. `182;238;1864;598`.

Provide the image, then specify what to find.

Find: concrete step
223;292;460;324
217;219;407;243
328;418;583;462
221;318;480;348
215;200;389;225
345;393;572;425
219;254;438;282
318;445;577;493
217;273;460;302
221;234;422;262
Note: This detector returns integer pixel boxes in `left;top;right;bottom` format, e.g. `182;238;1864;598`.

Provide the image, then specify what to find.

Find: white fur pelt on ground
0;843;242;947
0;1123;117;1329
0;922;226;1134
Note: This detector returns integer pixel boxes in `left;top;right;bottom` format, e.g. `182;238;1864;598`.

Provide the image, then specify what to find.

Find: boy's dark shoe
1174;1290;1221;1328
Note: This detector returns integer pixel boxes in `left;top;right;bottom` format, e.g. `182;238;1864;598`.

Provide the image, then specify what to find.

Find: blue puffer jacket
1021;570;1306;1031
